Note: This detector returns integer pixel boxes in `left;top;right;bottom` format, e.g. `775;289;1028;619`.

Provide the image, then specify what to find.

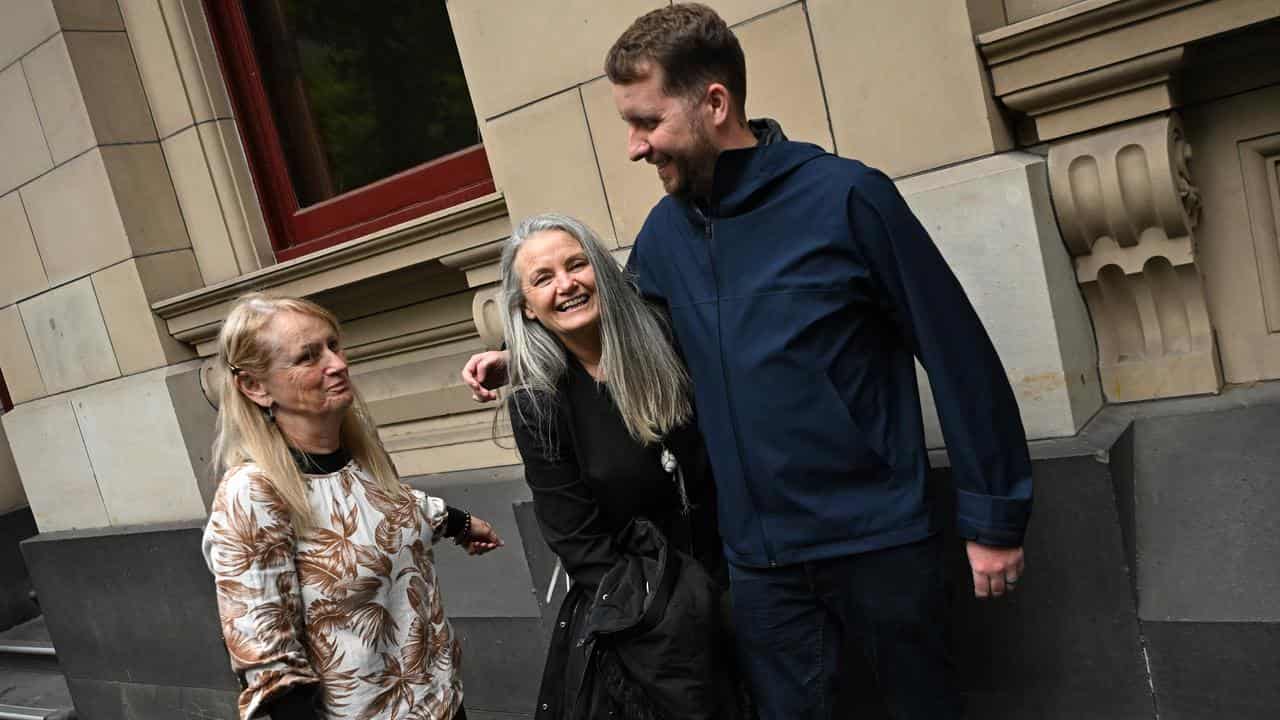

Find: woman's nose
554;272;578;293
323;348;348;373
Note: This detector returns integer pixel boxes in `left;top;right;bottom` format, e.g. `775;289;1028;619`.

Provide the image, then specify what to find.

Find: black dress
509;359;745;720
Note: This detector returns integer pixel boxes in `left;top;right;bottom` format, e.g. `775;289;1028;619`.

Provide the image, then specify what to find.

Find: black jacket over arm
508;361;743;720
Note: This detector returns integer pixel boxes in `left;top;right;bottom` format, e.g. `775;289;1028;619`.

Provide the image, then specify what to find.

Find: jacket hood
695;118;827;218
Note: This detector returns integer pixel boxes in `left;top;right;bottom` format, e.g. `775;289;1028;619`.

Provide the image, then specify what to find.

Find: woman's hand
461;515;504;556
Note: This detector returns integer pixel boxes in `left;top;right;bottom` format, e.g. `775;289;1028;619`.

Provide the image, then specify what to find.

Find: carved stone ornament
472;285;506;350
1047;113;1221;402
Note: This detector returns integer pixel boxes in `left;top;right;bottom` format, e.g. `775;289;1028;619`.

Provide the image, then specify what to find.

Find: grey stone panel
1108;423;1139;606
452;618;547;718
935;456;1153;719
406;474;540;620
1143;620;1280;720
512;500;571;634
165;365;218;510
65;677;238;720
0;667;73;711
0;505;38;631
1133;404;1280;621
21;522;239;691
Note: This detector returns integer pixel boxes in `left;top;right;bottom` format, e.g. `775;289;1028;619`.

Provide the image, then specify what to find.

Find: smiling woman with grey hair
497;213;751;720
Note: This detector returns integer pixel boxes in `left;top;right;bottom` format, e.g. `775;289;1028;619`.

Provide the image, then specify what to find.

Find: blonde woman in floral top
202;294;502;720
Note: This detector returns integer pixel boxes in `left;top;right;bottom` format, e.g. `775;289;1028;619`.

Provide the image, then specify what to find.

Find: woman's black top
509;359;724;590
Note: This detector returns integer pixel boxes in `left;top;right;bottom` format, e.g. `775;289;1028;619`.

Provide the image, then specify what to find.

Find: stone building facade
0;0;1278;718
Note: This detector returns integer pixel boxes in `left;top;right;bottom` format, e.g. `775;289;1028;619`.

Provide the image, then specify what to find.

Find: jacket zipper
701;208;778;567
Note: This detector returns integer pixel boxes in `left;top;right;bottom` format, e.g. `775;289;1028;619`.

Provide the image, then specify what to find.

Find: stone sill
153;192;509;356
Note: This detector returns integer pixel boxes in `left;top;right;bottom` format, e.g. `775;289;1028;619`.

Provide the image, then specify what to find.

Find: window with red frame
0;369;12;414
204;1;494;262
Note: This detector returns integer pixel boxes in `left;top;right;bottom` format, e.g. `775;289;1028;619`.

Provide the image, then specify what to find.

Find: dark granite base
1131;404;1280;621
452;618;546;717
21;522;236;694
66;677;237;720
17;393;1280;719
0;505;38;632
939;455;1154;720
1144;620;1280;719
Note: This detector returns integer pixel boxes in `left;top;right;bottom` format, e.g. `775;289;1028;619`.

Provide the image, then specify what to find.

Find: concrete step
0;619;75;719
0;702;75;719
0;620;56;674
0;670;74;719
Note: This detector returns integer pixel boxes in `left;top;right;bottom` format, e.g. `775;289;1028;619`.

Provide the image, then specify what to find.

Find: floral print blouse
202;458;462;720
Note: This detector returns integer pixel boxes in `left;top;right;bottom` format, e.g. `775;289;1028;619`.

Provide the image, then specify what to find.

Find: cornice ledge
1003;47;1184;117
153;192;508;322
978;0;1204;65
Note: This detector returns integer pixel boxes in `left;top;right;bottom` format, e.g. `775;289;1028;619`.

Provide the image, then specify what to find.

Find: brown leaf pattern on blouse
203;463;462;720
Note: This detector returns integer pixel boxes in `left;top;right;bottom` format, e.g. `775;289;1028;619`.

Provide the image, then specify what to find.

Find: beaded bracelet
453;511;473;545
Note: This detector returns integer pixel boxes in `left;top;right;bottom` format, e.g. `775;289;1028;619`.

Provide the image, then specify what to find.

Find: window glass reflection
243;1;481;206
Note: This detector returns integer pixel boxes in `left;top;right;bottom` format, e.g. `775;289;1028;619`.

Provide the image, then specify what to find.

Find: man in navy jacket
465;4;1032;718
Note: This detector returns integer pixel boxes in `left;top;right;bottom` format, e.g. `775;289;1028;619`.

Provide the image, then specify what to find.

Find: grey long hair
500;213;692;445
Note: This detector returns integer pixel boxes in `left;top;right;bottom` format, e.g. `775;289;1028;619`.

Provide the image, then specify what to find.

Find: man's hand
460;515;504;556
966;541;1024;599
461;350;510;402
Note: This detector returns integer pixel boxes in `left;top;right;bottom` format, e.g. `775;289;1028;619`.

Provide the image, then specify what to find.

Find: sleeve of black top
845;169;1033;547
508;394;619;588
262;682;320;720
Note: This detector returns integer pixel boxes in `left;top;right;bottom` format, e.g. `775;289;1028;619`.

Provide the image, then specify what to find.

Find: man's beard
666;124;719;201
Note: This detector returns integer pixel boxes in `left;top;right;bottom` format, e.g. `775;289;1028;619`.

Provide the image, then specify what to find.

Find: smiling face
613;64;720;199
241;311;354;427
516;229;600;344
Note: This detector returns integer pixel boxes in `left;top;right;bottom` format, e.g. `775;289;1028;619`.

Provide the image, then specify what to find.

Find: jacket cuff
954;488;1032;547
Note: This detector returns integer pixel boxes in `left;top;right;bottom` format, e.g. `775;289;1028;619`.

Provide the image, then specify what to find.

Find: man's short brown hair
605;3;747;116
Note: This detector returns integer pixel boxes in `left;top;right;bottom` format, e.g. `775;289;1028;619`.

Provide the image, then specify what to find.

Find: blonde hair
211;292;403;532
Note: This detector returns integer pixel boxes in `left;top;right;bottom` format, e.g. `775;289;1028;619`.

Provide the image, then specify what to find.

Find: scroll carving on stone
1048;113;1221;402
471;286;506;350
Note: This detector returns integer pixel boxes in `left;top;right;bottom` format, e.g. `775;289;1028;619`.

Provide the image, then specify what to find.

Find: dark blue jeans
729;535;961;720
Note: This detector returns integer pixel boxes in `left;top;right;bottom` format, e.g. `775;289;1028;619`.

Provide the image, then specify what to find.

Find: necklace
659;445;692;515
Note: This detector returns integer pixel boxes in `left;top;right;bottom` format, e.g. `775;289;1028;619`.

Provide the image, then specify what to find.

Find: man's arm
846;168;1033;598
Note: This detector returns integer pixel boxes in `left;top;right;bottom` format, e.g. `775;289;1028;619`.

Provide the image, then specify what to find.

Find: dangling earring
266;403;276;423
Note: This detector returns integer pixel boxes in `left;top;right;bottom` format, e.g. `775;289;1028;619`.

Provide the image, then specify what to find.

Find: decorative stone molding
979;0;1280;140
439;239;505;287
1002;47;1183;141
1048;114;1220;401
471;287;506;350
153;192;509;355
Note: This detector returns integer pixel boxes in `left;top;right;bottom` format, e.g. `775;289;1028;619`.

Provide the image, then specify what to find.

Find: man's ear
235;372;273;409
704;82;734;128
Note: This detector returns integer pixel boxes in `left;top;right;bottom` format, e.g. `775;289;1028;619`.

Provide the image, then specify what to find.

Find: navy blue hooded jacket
626;129;1033;568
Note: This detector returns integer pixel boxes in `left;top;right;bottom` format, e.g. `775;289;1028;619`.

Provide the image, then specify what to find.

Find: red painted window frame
202;1;495;262
0;369;12;413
